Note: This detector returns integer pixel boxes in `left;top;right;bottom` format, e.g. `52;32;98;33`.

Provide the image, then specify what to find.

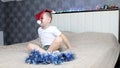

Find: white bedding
0;32;119;68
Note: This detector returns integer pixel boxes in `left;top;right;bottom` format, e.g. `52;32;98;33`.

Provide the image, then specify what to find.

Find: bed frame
51;9;120;41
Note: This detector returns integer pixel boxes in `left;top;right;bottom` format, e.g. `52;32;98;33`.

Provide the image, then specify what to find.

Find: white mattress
0;32;119;68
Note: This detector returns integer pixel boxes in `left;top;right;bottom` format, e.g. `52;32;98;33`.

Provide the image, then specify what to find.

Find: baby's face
40;12;51;28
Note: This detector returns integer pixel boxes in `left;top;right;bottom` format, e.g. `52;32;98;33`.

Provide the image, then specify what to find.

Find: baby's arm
60;33;71;49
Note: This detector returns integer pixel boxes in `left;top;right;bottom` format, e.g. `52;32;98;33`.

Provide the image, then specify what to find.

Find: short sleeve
53;26;61;36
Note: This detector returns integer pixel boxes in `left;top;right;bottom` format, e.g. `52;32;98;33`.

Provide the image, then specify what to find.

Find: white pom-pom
37;20;41;25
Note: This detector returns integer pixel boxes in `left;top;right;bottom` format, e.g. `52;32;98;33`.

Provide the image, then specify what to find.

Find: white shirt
38;26;61;47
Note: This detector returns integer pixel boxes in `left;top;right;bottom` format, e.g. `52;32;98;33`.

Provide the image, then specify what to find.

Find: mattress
0;32;119;68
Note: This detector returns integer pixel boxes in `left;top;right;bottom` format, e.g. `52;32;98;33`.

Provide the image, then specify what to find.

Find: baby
27;9;71;53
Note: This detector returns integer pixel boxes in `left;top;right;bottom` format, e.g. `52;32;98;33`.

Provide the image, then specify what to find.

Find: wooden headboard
51;9;119;40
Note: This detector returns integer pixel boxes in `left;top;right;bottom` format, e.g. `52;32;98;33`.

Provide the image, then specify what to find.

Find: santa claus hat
35;9;55;20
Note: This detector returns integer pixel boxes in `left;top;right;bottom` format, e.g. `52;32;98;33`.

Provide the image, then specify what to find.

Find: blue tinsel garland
25;50;75;65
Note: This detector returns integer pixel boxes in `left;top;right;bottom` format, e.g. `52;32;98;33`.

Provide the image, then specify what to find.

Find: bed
0;10;120;68
0;32;119;68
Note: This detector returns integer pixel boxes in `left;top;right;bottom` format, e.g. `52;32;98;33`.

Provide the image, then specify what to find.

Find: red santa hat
35;9;55;20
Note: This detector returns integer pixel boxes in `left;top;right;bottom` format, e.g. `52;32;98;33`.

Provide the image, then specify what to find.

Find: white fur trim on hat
51;10;56;13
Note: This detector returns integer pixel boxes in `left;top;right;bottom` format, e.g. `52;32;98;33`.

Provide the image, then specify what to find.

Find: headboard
51;10;119;40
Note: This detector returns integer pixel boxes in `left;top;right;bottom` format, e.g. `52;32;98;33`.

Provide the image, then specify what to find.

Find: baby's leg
27;43;46;53
47;36;62;52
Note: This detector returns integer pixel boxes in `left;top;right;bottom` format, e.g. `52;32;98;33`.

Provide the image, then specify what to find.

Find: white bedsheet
0;32;119;68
